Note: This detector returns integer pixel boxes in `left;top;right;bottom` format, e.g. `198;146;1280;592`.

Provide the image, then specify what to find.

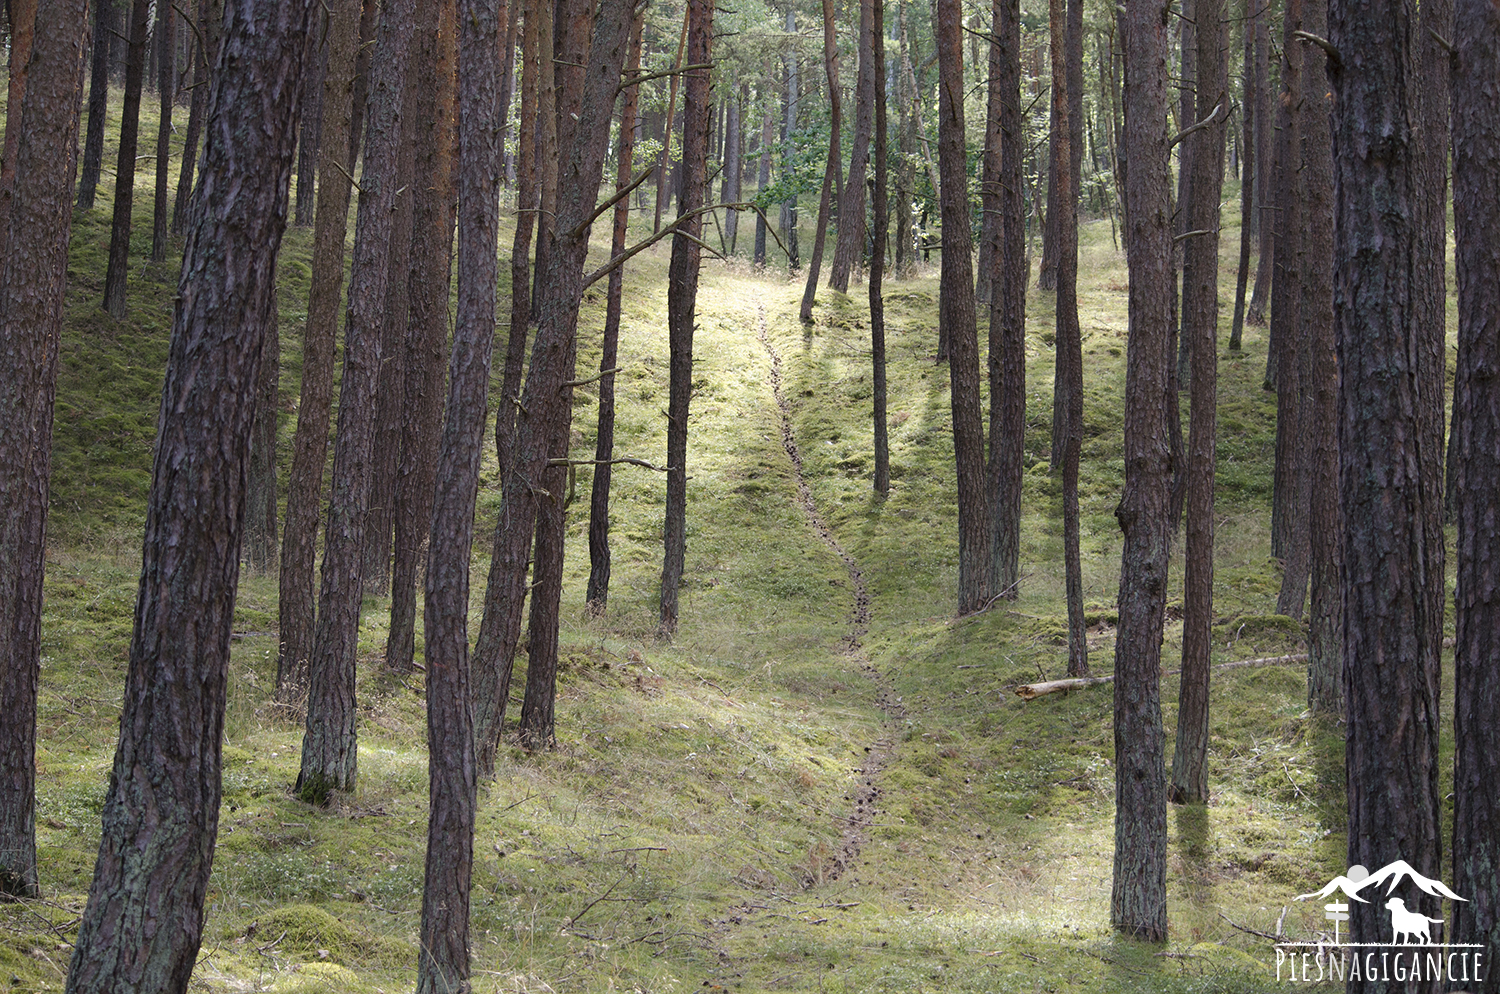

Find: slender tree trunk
780;15;800;272
1301;0;1340;717
653;11;688;234
496;7;518;188
243;306;279;572
385;0;457;676
1244;10;1271;325
1329;0;1445;980
895;11;914;273
415;1;496;989
0;0;85;901
101;0;152;320
870;0;890;498
1170;0;1225;805
753;82;773;266
798;0;841;323
1451;0;1500;969
830;0;874;293
1228;0;1254;351
171;0;215;235
587;10;644;615
276;0;362;702
296;0;416;804
346;0;378;169
294;18;326;227
75;0;111;211
988;0;1026;599
63;0;313;985
656;0;715;639
149;0;175;261
1112;0;1171;941
935;0;993;615
473;0;633;770
720;81;742;254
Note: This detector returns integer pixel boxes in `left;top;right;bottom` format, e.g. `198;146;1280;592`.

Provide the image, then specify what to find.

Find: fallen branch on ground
1012;653;1309;700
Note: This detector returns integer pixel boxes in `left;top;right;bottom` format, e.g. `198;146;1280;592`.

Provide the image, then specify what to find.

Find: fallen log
1012;653;1310;700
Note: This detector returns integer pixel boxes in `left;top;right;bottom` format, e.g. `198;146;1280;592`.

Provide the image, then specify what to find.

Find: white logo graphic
1274;861;1485;984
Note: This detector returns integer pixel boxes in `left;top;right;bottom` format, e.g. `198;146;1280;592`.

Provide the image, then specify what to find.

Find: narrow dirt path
755;299;905;885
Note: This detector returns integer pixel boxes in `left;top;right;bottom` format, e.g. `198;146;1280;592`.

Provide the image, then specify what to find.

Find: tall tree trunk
1301;0;1339;717
587;9;645;615
496;6;518;188
1048;0;1087;678
75;0;111;211
1451;0;1500;968
656;0;715;639
101;0;152;320
171;0;215;235
62;0;313;985
1228;0;1254;351
415;1;495;989
894;9;914;273
243;306;279;572
296;0;416;804
361;62;420;599
473;0;634;771
720;80;742;254
1112;0;1171;941
276;0;363;702
294;19;326;227
935;0;993;615
1244;9;1272;325
652;11;688;234
149;0;175;261
1170;0;1225;805
988;0;1026;599
829;0;874;293
780;14;800;272
0;0;35;242
346;0;378;169
870;0;889;498
385;0;457;676
0;0;85;901
753;81;773;266
798;0;841;323
1329;0;1445;980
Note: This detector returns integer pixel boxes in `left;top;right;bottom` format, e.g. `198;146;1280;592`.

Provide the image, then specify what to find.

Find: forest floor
0;89;1462;994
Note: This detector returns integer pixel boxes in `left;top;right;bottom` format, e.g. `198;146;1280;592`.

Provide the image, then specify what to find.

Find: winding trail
755;299;906;886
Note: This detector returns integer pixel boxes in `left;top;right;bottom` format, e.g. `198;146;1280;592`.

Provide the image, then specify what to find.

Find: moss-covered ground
0;87;1462;993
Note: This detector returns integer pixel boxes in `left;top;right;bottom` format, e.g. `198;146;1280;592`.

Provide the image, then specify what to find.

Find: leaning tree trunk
294;17;326;227
1451;0;1500;970
62;0;314;987
656;0;715;639
1329;0;1446;981
75;0;111;211
101;0;152;320
415;1;495;990
935;0;994;615
798;0;841;323
1112;0;1172;941
0;0;86;901
296;0;416;804
276;0;363;702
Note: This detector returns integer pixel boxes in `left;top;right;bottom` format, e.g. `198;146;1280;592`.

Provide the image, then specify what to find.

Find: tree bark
385;0;457;676
1329;0;1445;981
1170;0;1225;805
1228;0;1254;351
297;0;415;803
473;0;633;770
0;0;35;244
101;0;152;320
780;12;799;272
74;0;111;211
1451;0;1500;970
798;0;841;323
494;3;537;482
243;303;279;572
149;0;175;261
656;0;715;639
869;0;889;499
829;0;873;293
935;0;993;615
988;0;1026;600
171;0;216;236
720;81;742;254
1112;0;1172;941
753;81;773;266
276;0;362;702
652;12;688;234
63;0;313;985
1244;9;1272;325
587;9;644;615
294;17;326;227
415;1;495;989
0;0;85;901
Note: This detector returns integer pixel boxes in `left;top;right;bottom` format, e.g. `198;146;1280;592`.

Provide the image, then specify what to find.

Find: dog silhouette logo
1385;897;1443;945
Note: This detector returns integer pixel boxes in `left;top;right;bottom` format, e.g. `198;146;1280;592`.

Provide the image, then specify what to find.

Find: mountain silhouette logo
1294;860;1467;906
